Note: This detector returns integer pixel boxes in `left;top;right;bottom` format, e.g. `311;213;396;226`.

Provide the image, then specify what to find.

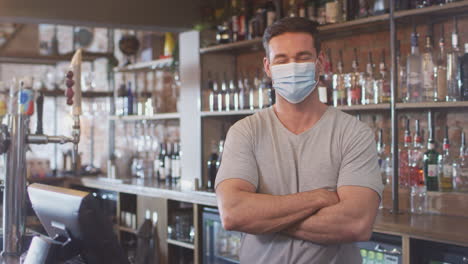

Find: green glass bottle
423;128;439;191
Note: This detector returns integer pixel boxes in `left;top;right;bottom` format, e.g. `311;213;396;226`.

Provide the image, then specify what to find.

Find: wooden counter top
374;209;468;247
66;177;468;248
66;177;218;207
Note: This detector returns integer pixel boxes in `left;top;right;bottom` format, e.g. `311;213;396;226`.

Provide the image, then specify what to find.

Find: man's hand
216;179;339;235
284;186;380;245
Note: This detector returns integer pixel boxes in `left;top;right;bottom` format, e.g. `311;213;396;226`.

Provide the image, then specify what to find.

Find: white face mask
271;62;318;104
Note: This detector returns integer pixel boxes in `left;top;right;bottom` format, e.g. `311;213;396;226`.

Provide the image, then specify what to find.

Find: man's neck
273;91;328;135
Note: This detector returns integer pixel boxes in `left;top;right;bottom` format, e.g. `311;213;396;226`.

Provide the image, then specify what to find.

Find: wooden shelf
199;1;468;53
200;38;263;54
200;109;259;117
167;238;195;250
0;51;115;65
336;103;391;111
396;101;468;110
114;58;173;73
41;89;112;98
109;113;180;121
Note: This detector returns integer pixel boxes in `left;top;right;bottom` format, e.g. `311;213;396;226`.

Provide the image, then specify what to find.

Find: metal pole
390;0;399;213
108;28;116;162
2;114;27;261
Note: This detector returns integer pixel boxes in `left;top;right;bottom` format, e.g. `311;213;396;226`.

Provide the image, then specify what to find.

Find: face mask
271;62;318;104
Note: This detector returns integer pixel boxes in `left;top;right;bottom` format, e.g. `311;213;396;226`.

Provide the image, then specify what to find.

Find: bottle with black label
164;143;172;184
156;143;166;182
423;124;439;191
207;141;219;190
171;143;181;183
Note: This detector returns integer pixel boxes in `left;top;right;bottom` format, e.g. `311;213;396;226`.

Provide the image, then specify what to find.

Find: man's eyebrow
296;51;314;57
272;54;288;60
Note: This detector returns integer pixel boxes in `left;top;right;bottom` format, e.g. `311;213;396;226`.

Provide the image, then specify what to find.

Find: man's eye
298;56;313;61
274;60;288;64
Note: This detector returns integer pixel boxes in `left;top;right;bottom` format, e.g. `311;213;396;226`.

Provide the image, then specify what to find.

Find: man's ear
264;57;272;78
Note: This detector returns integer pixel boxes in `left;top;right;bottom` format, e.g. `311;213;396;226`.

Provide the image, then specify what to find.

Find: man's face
263;32;321;79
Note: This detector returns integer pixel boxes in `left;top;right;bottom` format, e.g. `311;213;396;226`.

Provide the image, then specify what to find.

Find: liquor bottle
357;0;369;18
306;0;317;22
247;72;255;110
406;29;423;103
410;120;425;186
229;77;239;111
288;0;299;17
373;0;389;14
362;52;375;105
265;1;277;27
375;49;390;103
397;40;408;102
126;81;134;115
117;82;127;116
253;69;261;109
438;126;453;191
447;18;460;101
238;71;246;110
238;0;247;41
298;0;307;17
216;21;231;44
222;72;229;111
435;29;447;102
261;73;273;108
460;43;468;100
171;143;181;183
207;72;215;112
207;141;219;190
348;48;361;106
454;131;468;192
317;0;327;24
164;142;172;184
377;129;390;185
325;0;342;24
421;34;436;102
157;143;166;182
319;49;333;105
399;119;412;187
231;0;240;42
333;50;346;106
423;126;439;191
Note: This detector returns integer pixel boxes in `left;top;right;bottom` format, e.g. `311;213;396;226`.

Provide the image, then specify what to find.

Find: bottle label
158;161;165;180
164;157;171;176
408;72;421;85
232;16;239;32
239;15;246;36
443;165;453;178
428;164;437;177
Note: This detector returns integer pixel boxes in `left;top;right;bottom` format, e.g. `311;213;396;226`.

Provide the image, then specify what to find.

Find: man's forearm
217;183;337;235
284;189;379;245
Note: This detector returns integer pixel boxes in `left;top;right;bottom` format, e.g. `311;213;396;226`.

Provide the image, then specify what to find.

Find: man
215;17;383;263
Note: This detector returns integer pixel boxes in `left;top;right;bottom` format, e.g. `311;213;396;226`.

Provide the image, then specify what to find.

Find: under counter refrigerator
202;208;241;264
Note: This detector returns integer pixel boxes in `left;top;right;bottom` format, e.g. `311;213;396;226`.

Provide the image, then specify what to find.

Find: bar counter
63;176;468;248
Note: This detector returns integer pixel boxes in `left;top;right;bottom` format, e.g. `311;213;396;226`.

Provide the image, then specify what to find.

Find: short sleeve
215;120;259;190
337;126;384;199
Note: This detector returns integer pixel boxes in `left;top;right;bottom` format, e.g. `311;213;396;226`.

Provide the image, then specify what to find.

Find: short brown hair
262;17;321;59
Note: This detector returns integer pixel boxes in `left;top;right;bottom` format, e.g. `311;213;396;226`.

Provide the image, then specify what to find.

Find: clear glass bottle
362;52;375;105
253;69;261;109
436;33;447;102
229;77;239;111
207;72;215;112
222;72;230;111
406;30;423;103
238;71;246;110
348;48;362;106
410;185;427;214
454;131;468;192
421;35;436;102
217;73;224;112
375;49;390;104
438;126;454;192
397;41;408;102
447;18;461;101
399;119;412;187
333;50;346;106
377;129;390;185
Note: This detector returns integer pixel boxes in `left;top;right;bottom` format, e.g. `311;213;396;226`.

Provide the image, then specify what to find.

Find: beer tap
0;49;83;263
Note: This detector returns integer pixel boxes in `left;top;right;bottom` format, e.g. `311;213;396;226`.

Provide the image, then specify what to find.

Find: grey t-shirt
215;106;383;264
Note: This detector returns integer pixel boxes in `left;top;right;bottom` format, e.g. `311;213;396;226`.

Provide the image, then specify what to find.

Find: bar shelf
336;103;391;111
114;58;173;73
395;101;468;110
199;0;468;54
109;113;180;121
200;109;259;117
167;238;195;250
0;51;115;65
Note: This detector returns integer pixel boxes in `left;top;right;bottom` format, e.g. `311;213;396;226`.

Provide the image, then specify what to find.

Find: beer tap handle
36;91;44;134
65;71;74;106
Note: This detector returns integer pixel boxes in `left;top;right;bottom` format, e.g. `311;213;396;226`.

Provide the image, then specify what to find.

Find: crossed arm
216;179;380;245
